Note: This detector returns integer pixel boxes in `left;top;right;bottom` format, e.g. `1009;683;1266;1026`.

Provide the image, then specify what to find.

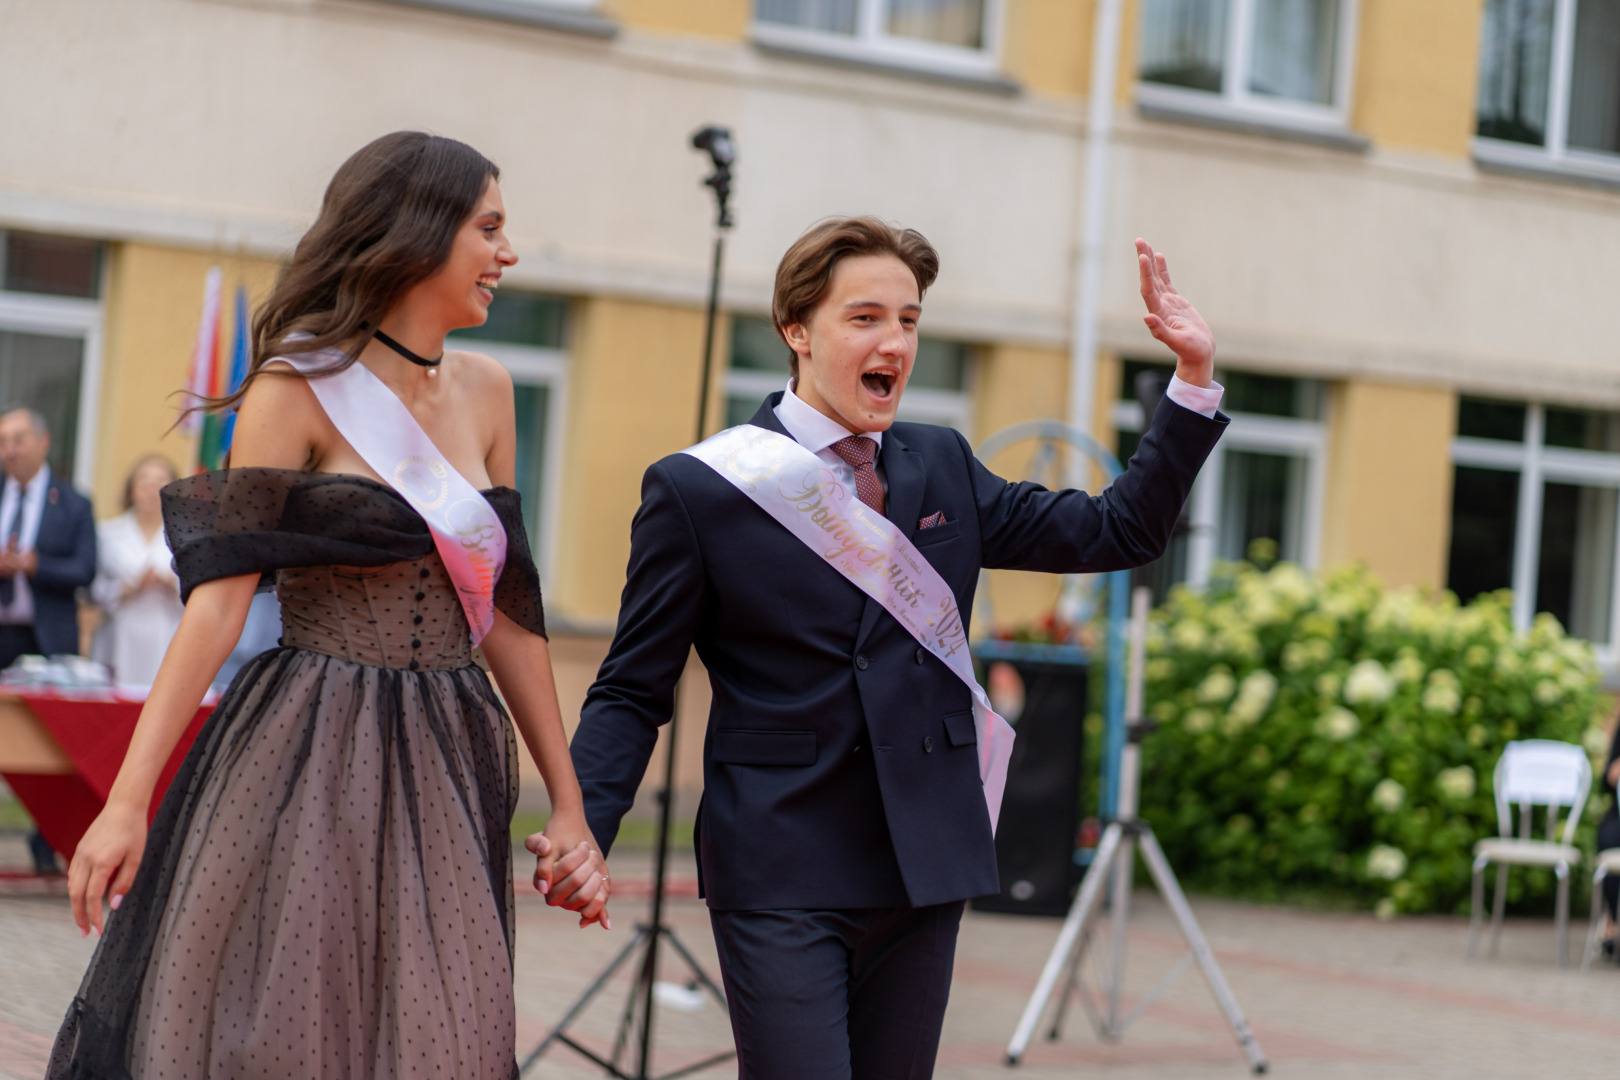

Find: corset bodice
276;553;471;670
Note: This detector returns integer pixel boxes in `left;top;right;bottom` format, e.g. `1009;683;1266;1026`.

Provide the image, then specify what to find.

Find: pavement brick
1;836;1616;1079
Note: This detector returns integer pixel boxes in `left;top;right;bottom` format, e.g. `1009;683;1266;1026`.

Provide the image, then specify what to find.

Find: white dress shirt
773;381;884;496
0;465;49;625
1163;375;1225;419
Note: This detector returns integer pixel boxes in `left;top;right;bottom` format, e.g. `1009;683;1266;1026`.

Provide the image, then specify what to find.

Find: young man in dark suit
549;219;1227;1078
0;405;98;874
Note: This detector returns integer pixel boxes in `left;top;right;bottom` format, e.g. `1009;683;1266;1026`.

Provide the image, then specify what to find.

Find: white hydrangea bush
1138;560;1604;915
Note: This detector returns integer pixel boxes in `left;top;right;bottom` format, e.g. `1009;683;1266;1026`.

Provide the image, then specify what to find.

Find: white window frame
1452;402;1620;661
1113;399;1327;587
1472;0;1620;183
752;0;1005;80
0;290;104;494
448;338;568;586
724;361;974;435
1135;0;1361;137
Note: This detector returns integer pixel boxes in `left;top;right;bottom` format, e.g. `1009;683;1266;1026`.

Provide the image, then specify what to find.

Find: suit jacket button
855;654;869;670
915;648;925;664
924;736;934;752
853;743;863;755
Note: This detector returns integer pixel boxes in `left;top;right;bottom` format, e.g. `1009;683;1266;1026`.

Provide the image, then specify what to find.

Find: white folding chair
1580;848;1620;972
1467;739;1591;968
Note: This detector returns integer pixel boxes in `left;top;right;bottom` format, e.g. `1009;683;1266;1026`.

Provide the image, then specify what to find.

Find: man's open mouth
861;371;897;397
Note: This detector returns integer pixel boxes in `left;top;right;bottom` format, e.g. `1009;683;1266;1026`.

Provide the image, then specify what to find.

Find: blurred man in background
0;406;96;873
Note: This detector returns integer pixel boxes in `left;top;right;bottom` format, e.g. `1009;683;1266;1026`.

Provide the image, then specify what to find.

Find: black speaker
971;657;1089;917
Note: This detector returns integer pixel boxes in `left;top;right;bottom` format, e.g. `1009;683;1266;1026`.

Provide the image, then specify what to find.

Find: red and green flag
180;267;222;469
184;272;252;472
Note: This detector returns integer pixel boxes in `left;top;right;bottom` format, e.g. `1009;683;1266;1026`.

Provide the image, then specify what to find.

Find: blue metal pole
1102;568;1130;819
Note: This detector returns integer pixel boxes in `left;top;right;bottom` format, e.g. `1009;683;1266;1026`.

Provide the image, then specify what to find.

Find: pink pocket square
918;511;947;529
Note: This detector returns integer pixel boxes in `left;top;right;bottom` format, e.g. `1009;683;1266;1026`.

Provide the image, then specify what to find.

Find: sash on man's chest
683;424;1016;831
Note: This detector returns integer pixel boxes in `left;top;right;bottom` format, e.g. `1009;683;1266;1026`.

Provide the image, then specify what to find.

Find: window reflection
1248;0;1340;106
1538;481;1618;642
1447;466;1520;603
1140;0;1229;92
1477;0;1556;146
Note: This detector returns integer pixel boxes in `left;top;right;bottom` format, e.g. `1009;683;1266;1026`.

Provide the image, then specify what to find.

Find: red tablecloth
1;693;212;858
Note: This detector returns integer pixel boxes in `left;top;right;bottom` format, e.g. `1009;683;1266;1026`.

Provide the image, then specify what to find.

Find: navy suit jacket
25;474;96;656
571;393;1225;910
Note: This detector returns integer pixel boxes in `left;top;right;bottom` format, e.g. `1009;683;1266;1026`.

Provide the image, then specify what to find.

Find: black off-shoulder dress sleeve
163;469;547;638
483;487;547;640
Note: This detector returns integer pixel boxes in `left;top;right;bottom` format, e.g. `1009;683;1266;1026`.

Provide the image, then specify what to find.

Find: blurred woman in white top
92;456;182;686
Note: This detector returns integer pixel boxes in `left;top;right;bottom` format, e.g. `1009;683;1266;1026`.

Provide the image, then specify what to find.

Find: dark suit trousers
708;901;966;1080
0;624;39;671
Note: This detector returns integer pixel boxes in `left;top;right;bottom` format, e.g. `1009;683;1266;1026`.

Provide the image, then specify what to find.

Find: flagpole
182;267;223;473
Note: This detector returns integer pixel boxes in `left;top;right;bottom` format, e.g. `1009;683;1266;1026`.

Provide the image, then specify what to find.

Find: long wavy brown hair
200;131;499;415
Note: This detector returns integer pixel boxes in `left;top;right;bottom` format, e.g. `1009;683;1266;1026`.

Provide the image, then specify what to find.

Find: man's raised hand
1136;238;1215;388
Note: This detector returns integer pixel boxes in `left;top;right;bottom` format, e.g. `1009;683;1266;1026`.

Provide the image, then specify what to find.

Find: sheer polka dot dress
49;470;546;1080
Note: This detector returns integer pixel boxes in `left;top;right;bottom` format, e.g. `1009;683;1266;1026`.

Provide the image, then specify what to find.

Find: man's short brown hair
772;216;940;377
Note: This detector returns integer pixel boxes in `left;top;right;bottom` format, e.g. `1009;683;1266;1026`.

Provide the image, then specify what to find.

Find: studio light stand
1005;587;1268;1074
520;126;737;1080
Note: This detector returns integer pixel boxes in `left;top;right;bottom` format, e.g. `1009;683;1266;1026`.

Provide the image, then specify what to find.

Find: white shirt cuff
1164;374;1224;419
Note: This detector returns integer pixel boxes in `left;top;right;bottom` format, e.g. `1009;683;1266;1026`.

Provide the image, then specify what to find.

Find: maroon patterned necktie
831;436;885;516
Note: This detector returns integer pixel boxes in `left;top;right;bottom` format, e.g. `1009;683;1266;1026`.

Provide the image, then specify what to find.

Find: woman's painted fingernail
110;894;122;911
604;915;612;930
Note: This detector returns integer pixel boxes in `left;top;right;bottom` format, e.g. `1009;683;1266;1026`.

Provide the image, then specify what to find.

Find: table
0;691;212;859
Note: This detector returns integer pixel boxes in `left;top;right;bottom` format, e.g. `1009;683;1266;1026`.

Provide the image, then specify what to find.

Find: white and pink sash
684;424;1016;833
277;350;507;645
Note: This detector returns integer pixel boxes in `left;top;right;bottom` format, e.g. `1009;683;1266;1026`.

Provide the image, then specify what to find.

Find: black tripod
518;126;737;1080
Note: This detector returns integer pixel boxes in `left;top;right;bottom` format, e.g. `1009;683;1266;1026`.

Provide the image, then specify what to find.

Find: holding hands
527;819;612;930
1136;238;1215;389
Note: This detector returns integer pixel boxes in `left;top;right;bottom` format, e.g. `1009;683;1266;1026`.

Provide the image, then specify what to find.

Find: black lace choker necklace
374;329;443;373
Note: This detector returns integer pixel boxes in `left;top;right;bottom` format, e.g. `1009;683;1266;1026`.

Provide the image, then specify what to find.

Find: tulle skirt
49;646;521;1080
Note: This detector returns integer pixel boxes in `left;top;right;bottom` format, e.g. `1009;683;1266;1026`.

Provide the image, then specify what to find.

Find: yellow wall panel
97;243;279;517
1320;380;1456;589
1116;0;1142;102
1351;0;1482;157
551;295;707;621
1003;0;1089;99
605;0;749;40
1002;0;1139;102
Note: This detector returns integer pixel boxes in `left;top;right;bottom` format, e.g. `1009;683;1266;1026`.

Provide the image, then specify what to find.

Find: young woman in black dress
50;131;609;1079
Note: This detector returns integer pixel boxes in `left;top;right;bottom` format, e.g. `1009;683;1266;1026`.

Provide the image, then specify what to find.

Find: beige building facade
5;0;1620;796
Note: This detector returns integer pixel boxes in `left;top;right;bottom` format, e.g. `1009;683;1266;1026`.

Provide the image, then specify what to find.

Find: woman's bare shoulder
230;364;325;469
451;349;515;407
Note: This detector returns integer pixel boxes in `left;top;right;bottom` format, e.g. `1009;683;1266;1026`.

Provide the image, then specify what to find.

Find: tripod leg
1105;830;1134;1040
658;924;731;1008
610;941;646;1070
519;925;651;1075
1137;829;1268;1075
1046;927;1088;1040
1006;823;1123;1064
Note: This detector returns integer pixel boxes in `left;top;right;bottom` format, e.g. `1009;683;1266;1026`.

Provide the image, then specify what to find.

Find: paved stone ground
1;831;1615;1079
